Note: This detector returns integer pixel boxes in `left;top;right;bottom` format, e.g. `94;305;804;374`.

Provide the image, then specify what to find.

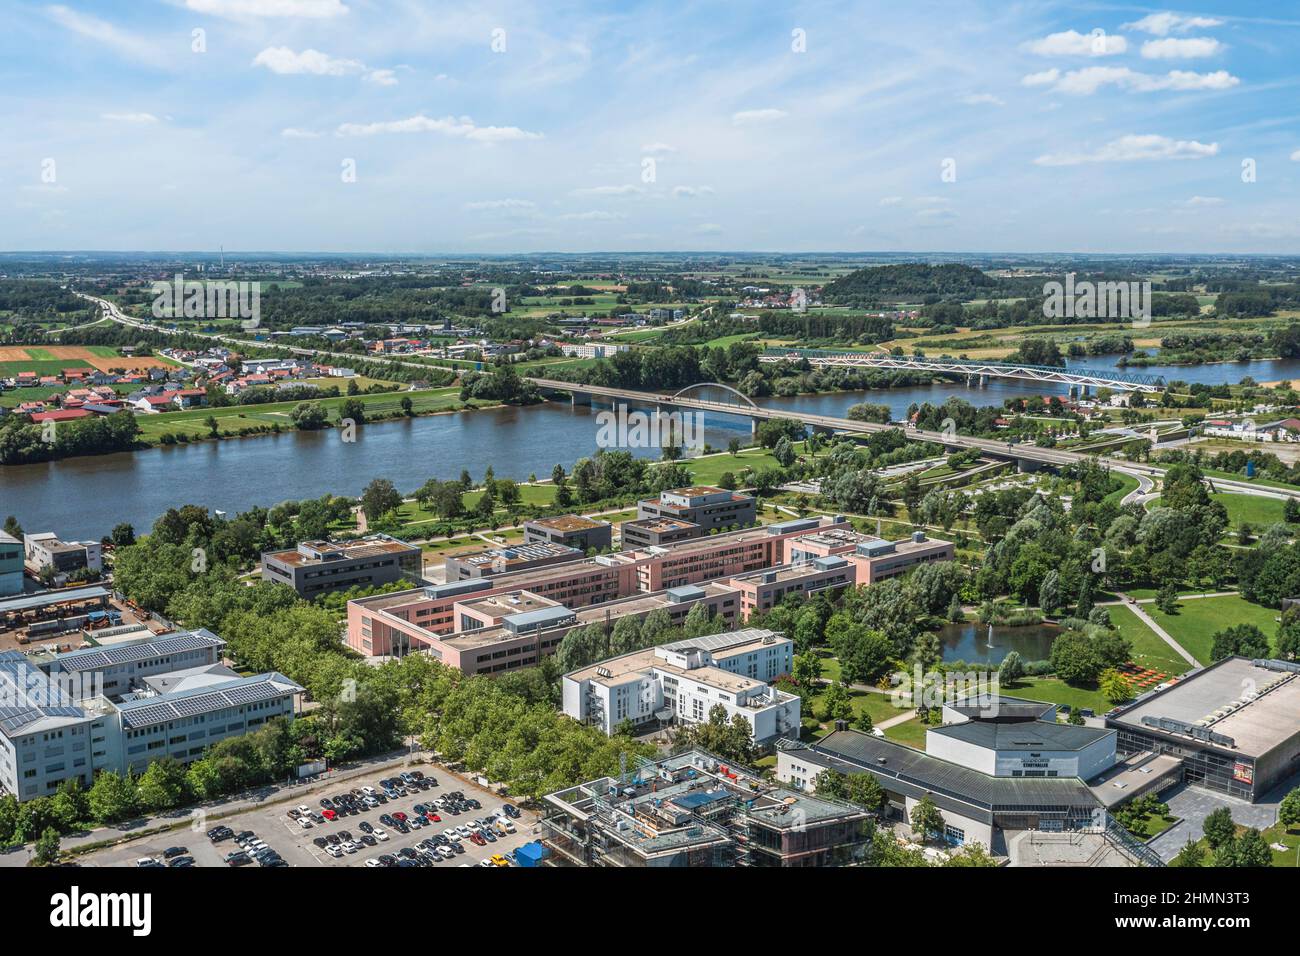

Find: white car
296;804;311;816
297;817;313;829
372;829;388;842
360;786;377;796
342;841;358;854
443;827;458;840
364;858;383;867
436;845;455;860
363;796;380;808
326;845;343;858
457;826;472;839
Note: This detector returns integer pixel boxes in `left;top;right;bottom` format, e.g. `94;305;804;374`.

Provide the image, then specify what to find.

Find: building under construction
540;750;871;867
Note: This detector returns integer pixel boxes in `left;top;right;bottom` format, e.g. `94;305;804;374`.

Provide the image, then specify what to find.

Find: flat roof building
541;749;871;867
443;540;584;580
623;486;757;548
261;534;422;598
523;514;613;553
0;531;22;597
1106;656;1300;802
563;628;799;745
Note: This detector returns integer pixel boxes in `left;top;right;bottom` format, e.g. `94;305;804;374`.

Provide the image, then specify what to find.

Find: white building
562;628;799;747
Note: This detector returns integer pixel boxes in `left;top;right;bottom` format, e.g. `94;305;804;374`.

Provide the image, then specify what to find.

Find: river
3;352;1294;539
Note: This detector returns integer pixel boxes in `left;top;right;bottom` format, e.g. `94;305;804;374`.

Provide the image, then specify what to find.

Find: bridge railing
761;348;1166;388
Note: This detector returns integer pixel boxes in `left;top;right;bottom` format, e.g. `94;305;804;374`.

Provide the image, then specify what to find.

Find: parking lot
80;763;541;869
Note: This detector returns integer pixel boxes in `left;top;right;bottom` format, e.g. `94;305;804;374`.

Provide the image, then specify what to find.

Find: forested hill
822;263;999;304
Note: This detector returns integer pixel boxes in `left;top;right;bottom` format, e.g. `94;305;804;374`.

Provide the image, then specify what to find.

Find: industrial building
260;534;423;597
1106;656;1300;802
562;628;799;744
0;531;22;597
541;750;871;867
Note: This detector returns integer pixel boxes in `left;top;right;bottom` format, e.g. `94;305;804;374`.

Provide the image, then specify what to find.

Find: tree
1233;827;1273;867
290;401;328;430
1277;609;1300;662
110;522;136;547
1210;624;1270;662
1278;787;1300;831
943;843;998;867
727;437;742;456
1170;836;1206;867
1202;806;1236;850
1098;667;1133;704
791;653;823;691
997;650;1025;687
1155;582;1179;615
1050;630;1103;686
339;397;366;425
910;794;944;841
136;758;188;812
772;436;796;468
88;770;138;824
818;681;854;723
32;827;60;866
399;396;413;416
1038;570;1060;615
360;478;403;522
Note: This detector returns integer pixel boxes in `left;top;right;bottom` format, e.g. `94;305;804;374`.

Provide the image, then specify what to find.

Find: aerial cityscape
2;0;1298;927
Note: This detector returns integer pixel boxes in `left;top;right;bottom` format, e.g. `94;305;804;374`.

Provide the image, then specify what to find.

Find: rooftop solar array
117;673;302;730
0;650;87;735
54;629;226;672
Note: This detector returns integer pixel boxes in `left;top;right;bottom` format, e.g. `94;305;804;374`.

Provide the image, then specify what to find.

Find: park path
1116;592;1199;668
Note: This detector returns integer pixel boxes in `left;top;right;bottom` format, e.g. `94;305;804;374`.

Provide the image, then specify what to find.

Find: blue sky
3;0;1300;254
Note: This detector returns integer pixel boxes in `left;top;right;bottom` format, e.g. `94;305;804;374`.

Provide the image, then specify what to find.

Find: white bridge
760;348;1166;393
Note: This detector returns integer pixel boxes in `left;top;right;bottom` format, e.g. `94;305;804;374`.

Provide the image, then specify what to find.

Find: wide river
5;354;1300;539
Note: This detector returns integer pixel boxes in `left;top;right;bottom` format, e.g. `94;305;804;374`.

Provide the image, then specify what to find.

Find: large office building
1106;656;1300;802
0;645;303;802
261;534;423;598
785;526;956;584
523;514;613;553
40;628;227;700
562;628;799;745
622;486;757;548
442;540;584;580
542;750;871;867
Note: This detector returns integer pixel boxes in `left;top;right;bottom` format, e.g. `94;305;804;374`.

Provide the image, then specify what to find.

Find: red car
426;812;441;822
322;809;337;821
393;811;407;822
470;832;487;846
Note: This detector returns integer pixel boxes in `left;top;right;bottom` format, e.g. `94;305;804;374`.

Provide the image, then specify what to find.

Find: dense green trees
0;408;140;465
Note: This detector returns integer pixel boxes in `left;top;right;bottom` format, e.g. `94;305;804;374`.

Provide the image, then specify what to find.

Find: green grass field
1143;594;1280;666
998;677;1114;715
1209;492;1288;529
1108;603;1193;676
881;716;929;749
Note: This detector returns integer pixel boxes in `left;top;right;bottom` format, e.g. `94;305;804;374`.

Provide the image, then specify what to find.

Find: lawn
806;686;903;733
1144;594;1280;666
681;445;786;485
1108;603;1193;676
998;677;1114;715
1209;492;1287;530
881;716;929;749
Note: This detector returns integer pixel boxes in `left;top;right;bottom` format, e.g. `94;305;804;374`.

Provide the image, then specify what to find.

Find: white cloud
464;199;536;210
101;112;159;124
1031;66;1239;95
672;186;715;198
1141;37;1224;59
335;114;542;142
280;127;321;138
252;47;363;76
1025;29;1126;57
185;0;348;17
559;210;622;221
1291;150;1300;162
732;108;788;125
1035;134;1220;166
1021;69;1060;87
46;5;165;65
959;92;1004;106
1123;13;1224;36
641;142;677;155
1181;195;1224;206
878;196;903;206
364;69;398;86
571;185;643;196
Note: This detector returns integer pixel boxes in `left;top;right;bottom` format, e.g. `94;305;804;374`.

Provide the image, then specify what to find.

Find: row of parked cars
208;826;287;867
366;806;522;867
286;771;439;827
134;844;196;868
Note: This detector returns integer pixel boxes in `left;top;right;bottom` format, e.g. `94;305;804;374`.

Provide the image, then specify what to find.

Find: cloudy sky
4;1;1300;254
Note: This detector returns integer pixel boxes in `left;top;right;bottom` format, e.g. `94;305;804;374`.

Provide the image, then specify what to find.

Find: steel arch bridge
759;348;1166;392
